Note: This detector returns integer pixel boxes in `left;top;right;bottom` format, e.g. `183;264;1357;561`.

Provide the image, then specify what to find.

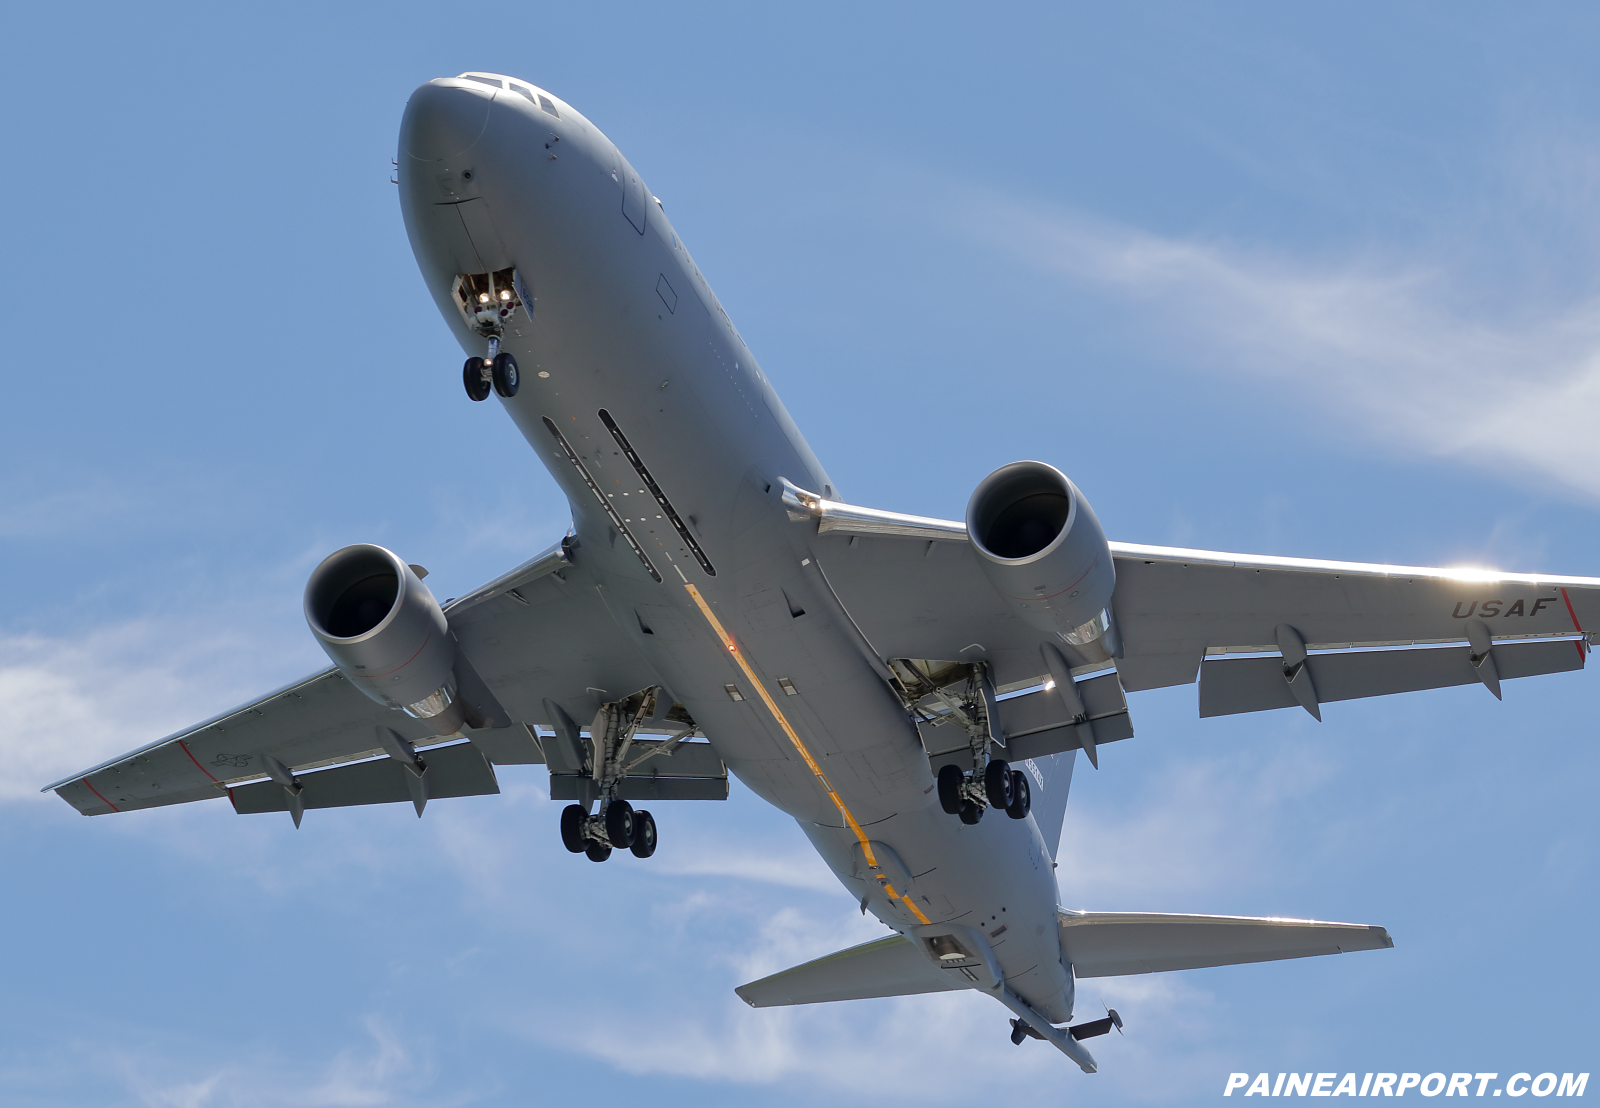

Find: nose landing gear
454;268;524;402
462;337;520;401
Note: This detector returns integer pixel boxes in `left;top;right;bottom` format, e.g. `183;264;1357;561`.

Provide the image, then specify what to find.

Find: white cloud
0;616;314;805
96;1017;460;1108
1056;739;1342;907
964;187;1600;502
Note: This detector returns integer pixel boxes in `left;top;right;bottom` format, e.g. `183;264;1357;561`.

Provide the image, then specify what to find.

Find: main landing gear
560;798;658;862
906;661;1030;826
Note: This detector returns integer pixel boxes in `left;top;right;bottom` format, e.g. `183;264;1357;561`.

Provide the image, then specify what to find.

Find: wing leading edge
799;497;1595;716
46;538;666;817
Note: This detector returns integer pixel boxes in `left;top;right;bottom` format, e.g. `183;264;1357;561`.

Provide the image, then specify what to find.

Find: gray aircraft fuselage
398;76;1078;1024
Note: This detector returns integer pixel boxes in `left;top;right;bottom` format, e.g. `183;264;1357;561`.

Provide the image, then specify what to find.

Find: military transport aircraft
47;74;1599;1072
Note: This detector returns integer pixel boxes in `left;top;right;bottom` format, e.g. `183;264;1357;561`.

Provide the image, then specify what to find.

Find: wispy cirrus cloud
0;614;315;805
958;175;1600;502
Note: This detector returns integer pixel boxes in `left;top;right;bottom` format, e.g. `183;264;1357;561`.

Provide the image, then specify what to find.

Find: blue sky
2;3;1598;1103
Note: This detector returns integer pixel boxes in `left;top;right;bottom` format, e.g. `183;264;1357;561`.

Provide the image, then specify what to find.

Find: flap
996;672;1127;739
735;934;962;1007
548;775;728;803
1199;638;1585;718
1057;910;1393;978
621;738;726;779
231;741;500;814
49;537;660;817
994;672;1133;760
804;496;1598;707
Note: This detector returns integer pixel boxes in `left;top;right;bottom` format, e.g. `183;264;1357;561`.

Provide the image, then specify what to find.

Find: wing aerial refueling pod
45;71;1598;1071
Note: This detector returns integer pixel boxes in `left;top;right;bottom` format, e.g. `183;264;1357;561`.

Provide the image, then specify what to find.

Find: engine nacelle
965;461;1117;650
304;544;465;735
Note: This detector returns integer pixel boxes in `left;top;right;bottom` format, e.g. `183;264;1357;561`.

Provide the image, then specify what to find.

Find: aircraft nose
401;80;493;161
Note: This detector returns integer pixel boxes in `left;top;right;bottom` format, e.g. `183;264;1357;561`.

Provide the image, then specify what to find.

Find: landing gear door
454;197;511;271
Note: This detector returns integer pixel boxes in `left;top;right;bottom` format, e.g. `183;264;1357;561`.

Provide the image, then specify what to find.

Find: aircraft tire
559;804;587;852
984;759;1013;809
585;842;612;862
958;799;984;825
937;764;964;815
630;810;658;858
605;798;636;848
491;352;520;397
463;357;492;401
1006;770;1031;819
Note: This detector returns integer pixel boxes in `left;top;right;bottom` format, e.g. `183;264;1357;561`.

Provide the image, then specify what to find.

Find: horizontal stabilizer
735;935;962;1007
1058;910;1392;978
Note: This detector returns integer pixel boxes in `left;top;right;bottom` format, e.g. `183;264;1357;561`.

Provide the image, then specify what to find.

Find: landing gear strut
462;337;519;401
554;687;679;861
925;665;1031;824
455;269;523;401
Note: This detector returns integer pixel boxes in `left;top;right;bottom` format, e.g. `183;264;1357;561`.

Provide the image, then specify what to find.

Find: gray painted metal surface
43;71;1600;1069
1056;911;1395;978
736;934;962;1007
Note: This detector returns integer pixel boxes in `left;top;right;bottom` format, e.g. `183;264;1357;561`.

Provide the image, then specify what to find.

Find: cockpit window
457;73;559;117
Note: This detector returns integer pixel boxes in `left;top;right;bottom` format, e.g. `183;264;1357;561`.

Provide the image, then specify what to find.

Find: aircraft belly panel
802;806;1075;1021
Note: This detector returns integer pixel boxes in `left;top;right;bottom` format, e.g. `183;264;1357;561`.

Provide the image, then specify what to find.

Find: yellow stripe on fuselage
683;583;931;926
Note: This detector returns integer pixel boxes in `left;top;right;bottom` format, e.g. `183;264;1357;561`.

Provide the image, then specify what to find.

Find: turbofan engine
304;544;466;735
965;461;1118;653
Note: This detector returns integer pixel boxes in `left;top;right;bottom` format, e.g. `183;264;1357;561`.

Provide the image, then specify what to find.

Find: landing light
479;293;490;303
499;290;511;300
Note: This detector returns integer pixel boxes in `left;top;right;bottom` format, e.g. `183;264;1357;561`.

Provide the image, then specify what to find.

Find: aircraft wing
47;540;662;817
801;497;1596;715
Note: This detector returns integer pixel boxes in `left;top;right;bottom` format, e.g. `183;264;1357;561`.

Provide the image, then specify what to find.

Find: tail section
735;934;962;1007
1057;909;1393;978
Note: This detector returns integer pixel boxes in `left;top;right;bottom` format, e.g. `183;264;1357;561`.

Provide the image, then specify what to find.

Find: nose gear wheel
491;352;519;397
463;357;493;401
